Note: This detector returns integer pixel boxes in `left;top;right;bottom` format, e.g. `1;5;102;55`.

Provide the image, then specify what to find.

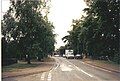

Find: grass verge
2;62;40;72
2;57;55;72
92;60;120;66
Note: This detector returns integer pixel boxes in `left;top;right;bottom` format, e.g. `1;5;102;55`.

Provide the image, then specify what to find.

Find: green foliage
2;0;55;64
57;46;66;56
62;0;119;62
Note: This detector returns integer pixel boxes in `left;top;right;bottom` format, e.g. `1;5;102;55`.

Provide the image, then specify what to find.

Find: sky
1;0;87;50
48;0;87;49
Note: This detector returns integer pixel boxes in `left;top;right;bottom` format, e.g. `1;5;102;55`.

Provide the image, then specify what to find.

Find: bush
113;53;120;64
2;58;18;66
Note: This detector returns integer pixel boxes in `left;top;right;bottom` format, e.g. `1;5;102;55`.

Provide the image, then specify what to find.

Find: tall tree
63;0;119;63
2;0;55;64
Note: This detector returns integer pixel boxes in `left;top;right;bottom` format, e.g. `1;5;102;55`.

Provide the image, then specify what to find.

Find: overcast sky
48;0;87;49
1;0;87;49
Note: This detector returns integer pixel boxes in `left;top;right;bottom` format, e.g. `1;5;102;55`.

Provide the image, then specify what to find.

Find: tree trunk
27;59;31;64
27;55;31;64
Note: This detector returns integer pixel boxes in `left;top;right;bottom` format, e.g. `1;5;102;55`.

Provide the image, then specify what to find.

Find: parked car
54;54;60;57
66;53;74;59
75;54;83;59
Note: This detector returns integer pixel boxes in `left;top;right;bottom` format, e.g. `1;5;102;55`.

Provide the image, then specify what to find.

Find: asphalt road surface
3;57;120;81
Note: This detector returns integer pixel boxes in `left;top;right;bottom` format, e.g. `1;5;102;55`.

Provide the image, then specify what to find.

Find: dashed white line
68;65;72;67
41;72;46;80
60;63;72;72
47;72;52;81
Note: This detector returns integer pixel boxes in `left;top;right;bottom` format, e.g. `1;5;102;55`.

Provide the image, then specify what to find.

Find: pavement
2;57;120;81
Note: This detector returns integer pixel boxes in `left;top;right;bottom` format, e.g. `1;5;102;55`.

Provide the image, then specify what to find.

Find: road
3;57;120;81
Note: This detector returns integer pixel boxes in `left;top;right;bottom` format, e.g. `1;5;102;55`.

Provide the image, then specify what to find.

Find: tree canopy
2;0;55;64
62;0;119;63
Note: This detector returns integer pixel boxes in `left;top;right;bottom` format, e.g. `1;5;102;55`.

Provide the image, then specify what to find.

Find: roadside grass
2;62;40;72
85;58;119;65
43;57;55;62
84;58;119;70
93;60;120;66
2;57;55;72
86;59;120;70
29;57;55;62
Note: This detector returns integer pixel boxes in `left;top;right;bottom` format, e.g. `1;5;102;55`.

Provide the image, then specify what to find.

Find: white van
65;50;74;59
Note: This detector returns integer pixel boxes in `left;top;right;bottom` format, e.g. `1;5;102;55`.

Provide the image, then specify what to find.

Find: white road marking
47;72;52;81
60;63;72;71
64;59;113;77
80;69;93;77
68;65;72;67
50;64;56;72
75;66;81;71
41;72;46;80
54;63;59;70
49;69;53;72
64;59;93;77
74;66;93;77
